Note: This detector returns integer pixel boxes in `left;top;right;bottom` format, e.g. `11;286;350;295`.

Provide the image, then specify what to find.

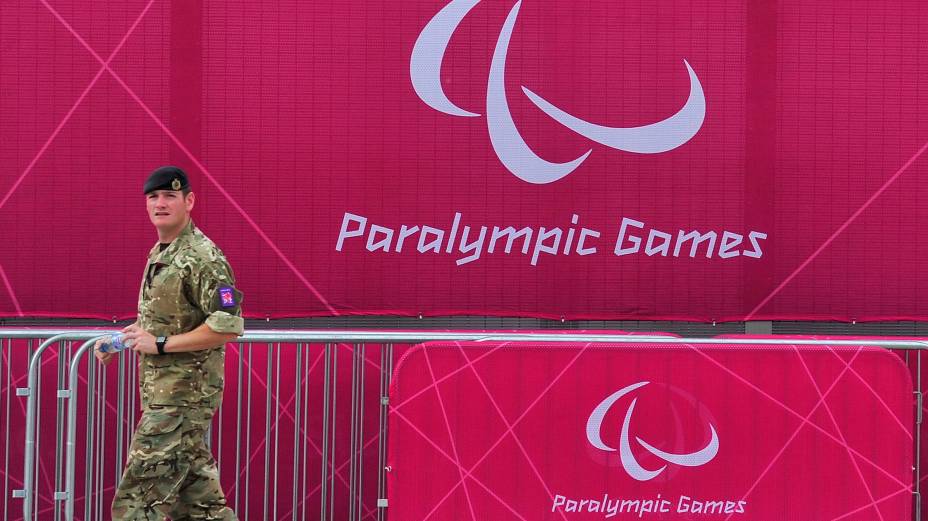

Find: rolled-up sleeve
205;311;244;335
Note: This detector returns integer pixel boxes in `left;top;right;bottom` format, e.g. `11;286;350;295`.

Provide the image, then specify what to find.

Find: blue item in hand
98;333;132;353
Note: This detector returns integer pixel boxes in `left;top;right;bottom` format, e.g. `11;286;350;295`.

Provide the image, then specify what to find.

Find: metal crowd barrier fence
1;330;926;520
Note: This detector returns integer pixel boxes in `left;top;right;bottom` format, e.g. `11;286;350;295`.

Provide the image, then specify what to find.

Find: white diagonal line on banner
449;341;569;521
37;0;339;316
822;346;912;440
391;408;530;521
793;346;885;521
0;0;156;213
722;347;865;521
0;264;23;316
467;470;534;521
829;485;911;521
416;342;569;521
725;350;860;521
392;343;510;411
410;343;592;520
745;138;928;319
746;340;913;442
684;344;908;501
421;346;479;521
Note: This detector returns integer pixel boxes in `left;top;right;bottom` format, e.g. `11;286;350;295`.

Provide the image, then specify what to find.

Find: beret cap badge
171;178;182;190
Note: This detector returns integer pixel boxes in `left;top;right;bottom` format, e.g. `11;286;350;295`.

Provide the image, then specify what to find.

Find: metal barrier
2;330;926;520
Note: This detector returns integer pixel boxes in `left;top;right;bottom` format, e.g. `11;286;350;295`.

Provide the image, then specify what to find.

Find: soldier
95;166;243;520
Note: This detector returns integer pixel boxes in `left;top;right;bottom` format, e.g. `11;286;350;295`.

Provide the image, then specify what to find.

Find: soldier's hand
122;324;157;355
93;338;115;366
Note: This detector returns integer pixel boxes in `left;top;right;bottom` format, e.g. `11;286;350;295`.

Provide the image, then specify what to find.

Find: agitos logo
411;0;706;184
586;381;719;481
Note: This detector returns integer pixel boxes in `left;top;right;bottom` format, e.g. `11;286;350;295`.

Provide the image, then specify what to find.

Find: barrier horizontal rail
2;329;925;520
3;327;926;346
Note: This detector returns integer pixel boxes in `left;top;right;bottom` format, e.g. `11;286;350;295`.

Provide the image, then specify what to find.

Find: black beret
143;166;190;194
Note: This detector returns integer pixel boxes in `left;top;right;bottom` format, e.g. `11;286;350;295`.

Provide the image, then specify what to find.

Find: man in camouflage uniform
95;166;243;520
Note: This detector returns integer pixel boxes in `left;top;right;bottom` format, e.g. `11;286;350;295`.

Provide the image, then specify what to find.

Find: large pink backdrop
2;0;928;321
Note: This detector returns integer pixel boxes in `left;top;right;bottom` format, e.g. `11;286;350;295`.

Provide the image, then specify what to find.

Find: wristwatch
156;336;168;355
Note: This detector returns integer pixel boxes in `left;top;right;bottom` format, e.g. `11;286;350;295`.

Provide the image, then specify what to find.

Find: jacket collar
147;220;196;265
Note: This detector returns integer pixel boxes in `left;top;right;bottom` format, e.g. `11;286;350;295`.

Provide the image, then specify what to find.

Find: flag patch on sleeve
218;286;237;308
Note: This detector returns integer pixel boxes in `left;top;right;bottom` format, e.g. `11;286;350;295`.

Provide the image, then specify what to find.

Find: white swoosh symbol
411;0;706;183
586;381;719;481
521;59;705;153
586;381;649;450
620;397;666;481
410;0;482;117
637;424;718;466
487;0;591;184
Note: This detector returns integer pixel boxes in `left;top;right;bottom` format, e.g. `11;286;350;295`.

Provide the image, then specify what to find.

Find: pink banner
717;333;928;519
388;341;914;520
2;1;928;320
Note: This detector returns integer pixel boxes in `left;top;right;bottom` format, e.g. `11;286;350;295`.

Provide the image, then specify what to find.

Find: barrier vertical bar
328;344;338;521
126;351;135;449
272;342;282;521
301;342;311;521
357;343;366;521
263;343;273;521
92;358;101;520
55;341;69;521
386;343;393;506
377;343;393;519
376;343;386;520
234;341;244;512
292;343;302;521
131;350;138;440
32;339;38;521
320;343;331;521
917;349;922;521
349;344;358;521
31;339;39;521
115;351;125;487
244;343;253;517
64;339;103;521
97;361;107;521
217;352;223;477
83;354;95;520
2;338;9;521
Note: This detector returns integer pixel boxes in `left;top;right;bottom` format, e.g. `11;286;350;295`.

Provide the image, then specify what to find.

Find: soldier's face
146;190;195;231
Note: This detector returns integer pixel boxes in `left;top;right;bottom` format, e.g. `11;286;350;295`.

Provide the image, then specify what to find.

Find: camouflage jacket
137;220;244;409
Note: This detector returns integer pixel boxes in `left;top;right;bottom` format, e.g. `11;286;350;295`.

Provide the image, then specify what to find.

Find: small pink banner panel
2;1;928;320
388;342;913;520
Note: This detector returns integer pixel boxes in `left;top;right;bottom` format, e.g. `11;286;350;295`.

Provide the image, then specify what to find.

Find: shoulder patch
218;286;237;308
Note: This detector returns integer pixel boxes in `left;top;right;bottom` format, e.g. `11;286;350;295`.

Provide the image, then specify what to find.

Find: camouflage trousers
112;405;237;521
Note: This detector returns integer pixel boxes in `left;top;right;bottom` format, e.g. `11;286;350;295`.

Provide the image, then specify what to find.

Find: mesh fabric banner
1;0;927;320
388;341;914;520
